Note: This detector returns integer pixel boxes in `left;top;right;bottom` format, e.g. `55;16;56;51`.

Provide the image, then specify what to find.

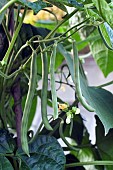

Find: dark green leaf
0;0;7;24
46;0;83;8
95;116;105;144
0;129;15;154
18;0;52;14
96;116;113;170
18;135;66;170
66;0;84;7
0;156;14;170
46;0;68;12
81;77;113;134
66;154;85;170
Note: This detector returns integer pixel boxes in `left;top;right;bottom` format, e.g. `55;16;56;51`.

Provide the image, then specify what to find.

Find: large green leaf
0;0;7;24
96;116;113;170
92;0;113;29
18;0;51;14
83;86;113;134
89;30;113;77
80;67;113;133
0;156;14;170
58;43;113;133
18;135;66;170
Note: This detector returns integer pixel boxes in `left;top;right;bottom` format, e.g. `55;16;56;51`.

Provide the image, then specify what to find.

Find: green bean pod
21;50;38;156
50;42;58;119
40;42;53;131
72;41;95;112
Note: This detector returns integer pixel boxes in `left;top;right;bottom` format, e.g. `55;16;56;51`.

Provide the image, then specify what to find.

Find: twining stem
12;77;22;147
2;21;11;43
8;5;15;36
65;161;113;168
59;120;86;150
32;18;88;44
1;8;27;65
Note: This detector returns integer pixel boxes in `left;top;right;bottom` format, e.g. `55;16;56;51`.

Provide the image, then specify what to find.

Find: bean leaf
92;0;113;29
18;0;52;14
58;43;113;133
89;30;113;77
96;116;113;170
17;135;66;170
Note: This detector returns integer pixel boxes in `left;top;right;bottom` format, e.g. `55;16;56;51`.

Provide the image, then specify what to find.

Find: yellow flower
58;103;68;111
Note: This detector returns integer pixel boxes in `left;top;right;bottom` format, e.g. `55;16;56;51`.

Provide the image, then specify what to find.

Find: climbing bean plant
1;0;113;169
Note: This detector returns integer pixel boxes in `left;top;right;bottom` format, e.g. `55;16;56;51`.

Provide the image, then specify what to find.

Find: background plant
0;0;113;169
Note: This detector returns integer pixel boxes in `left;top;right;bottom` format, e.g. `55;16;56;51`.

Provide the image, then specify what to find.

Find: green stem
12;43;28;65
65;161;113;168
63;18;90;36
1;8;27;65
97;80;113;88
33;19;89;44
0;66;22;79
42;8;58;24
0;0;17;14
2;20;11;42
59;120;86;151
65;34;100;50
45;9;78;39
97;0;103;19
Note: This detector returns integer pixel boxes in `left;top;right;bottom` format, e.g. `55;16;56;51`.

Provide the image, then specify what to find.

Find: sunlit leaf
92;0;113;29
98;22;113;50
89;30;113;77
